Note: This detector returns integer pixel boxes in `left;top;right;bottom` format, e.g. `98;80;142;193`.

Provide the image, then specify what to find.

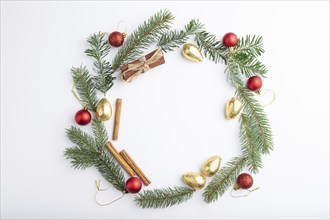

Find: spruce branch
230;71;274;154
195;31;228;64
235;35;265;57
64;122;126;192
91;118;109;153
71;66;98;111
85;32;115;94
203;157;246;203
134;186;194;208
112;10;174;72
233;53;268;77
240;114;262;174
158;19;204;52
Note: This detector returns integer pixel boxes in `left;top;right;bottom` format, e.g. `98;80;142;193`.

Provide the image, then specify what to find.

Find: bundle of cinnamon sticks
106;141;151;186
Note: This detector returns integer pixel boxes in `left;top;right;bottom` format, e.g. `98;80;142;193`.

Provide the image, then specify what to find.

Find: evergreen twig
64;119;126;191
203;157;246;203
195;31;228;64
233;53;268;77
158;19;204;52
111;10;174;72
235;35;265;57
240;114;262;174
85;33;115;94
134;186;194;208
231;72;273;154
71;66;98;111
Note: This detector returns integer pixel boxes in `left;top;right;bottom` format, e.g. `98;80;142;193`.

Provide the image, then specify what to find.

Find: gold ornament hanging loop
94;180;126;206
230;187;260;198
71;83;87;109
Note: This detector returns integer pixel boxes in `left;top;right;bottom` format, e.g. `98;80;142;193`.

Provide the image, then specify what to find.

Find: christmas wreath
64;10;273;208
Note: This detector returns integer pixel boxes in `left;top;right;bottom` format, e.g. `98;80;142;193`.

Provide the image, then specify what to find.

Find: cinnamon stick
119;150;151;186
112;98;122;141
106;142;135;177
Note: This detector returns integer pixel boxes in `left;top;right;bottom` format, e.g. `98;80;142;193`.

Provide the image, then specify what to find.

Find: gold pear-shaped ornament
96;97;112;121
182;172;206;190
182;43;203;62
225;97;243;119
201;156;222;177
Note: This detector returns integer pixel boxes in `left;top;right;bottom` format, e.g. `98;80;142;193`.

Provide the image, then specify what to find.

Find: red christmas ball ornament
126;177;142;194
75;109;91;125
246;76;263;92
108;31;125;47
236;173;254;189
222;32;238;47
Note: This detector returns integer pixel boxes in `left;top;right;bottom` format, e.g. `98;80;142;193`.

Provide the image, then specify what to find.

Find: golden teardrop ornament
201;156;222;177
225;97;243;119
182;172;206;190
96;98;112;121
182;43;203;62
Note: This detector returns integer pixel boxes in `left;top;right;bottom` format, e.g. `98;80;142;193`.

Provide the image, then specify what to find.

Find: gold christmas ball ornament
96;98;112;121
201;156;222;177
182;43;203;62
225;97;243;119
182;172;206;190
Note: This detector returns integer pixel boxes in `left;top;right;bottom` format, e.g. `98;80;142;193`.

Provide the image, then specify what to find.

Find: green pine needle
71;66;98;111
85;32;115;94
240;114;262;174
195;31;228;64
203;157;246;203
237;88;273;154
233;52;268;77
134;186;194;208
235;35;265;57
64;119;126;192
158;19;204;52
111;10;174;72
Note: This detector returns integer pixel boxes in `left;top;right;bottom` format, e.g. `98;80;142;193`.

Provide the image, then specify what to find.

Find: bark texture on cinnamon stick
112;98;122;141
106;142;135;177
119;150;151;186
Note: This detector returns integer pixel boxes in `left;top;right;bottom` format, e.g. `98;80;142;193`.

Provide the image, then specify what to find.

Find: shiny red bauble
125;177;142;194
246;76;263;91
222;32;238;47
236;173;253;189
75;109;91;125
108;31;125;47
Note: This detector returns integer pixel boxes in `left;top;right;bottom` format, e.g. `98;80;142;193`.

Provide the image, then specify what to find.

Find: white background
1;1;329;219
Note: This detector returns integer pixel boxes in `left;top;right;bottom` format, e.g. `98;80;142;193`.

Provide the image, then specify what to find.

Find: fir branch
66;126;95;151
112;10;174;72
230;71;274;154
71;66;98;111
203;157;246;203
64;124;126;191
195;31;228;64
235;35;265;57
240;114;262;174
158;19;204;52
233;52;268;77
94;150;126;192
134;186;194;208
85;32;115;94
91;118;108;153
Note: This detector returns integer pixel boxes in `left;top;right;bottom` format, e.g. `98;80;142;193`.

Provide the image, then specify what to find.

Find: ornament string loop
116;20;127;34
258;89;276;107
121;47;163;83
230;187;260;198
72;83;87;109
94;180;126;206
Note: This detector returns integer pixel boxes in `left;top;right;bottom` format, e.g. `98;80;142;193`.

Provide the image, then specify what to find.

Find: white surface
1;1;329;219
